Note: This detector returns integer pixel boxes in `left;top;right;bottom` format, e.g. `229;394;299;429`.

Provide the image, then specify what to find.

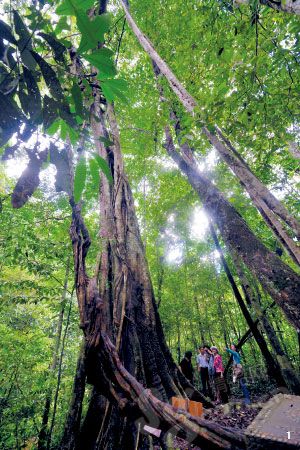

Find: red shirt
214;354;224;373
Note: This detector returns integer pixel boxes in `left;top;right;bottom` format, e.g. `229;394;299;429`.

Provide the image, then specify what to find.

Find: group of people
179;344;250;405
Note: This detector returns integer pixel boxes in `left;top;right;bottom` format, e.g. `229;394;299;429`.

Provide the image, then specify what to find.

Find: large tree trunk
64;95;214;450
164;128;300;330
64;175;246;450
202;127;300;263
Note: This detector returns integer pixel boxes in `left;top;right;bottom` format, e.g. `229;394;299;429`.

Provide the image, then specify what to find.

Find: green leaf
38;32;66;64
23;66;42;123
100;78;128;103
13;11;37;71
60;119;68;140
83;48;116;77
0;92;26;146
55;16;70;35
31;51;64;101
92;153;112;183
47;119;61;135
21;48;37;71
89;158;100;186
67;125;79;145
13;10;32;47
59;119;78;144
18;79;30;116
59;102;77;129
71;82;83;117
77;14;111;54
43;95;59;131
74;156;87;203
0;20;17;44
56;0;95;16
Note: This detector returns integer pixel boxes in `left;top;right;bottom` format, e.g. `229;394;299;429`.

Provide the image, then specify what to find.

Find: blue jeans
240;377;250;404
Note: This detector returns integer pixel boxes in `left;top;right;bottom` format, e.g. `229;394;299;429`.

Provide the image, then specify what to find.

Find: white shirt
196;353;209;368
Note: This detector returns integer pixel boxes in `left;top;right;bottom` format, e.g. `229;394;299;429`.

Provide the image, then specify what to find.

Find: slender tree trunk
163;128;300;330
267;306;290;355
233;258;300;394
156;250;164;309
297;329;300;372
224;299;276;375
60;340;86;450
217;295;229;349
38;257;70;450
193;296;206;344
208;221;287;388
48;293;74;448
177;322;181;364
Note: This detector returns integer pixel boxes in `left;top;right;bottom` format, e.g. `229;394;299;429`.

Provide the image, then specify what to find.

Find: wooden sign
171;396;189;410
171;397;203;417
188;400;203;417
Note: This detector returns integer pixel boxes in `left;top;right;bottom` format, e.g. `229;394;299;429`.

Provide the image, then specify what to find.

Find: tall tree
163;128;300;330
58;12;213;445
119;0;300;329
203;127;300;265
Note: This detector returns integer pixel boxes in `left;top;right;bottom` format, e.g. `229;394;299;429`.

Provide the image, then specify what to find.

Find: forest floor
175;402;261;450
153;398;265;450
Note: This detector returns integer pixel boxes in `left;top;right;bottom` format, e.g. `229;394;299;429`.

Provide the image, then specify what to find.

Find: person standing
210;346;228;404
225;344;250;404
179;351;194;383
196;346;210;396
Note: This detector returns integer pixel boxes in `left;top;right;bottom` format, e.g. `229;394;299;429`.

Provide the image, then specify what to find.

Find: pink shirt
214;354;224;373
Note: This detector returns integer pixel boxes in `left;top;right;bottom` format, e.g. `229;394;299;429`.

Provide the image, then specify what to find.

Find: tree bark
60;340;87;450
233;258;300;394
194;296;206;345
64;92;213;449
288;141;300;160
119;0;197;113
67;189;246;450
233;0;300;15
163;128;300;330
209;221;287;388
203;127;300;260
